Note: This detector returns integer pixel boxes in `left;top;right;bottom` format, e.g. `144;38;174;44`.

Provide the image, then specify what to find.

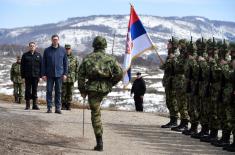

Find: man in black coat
21;42;42;110
131;72;146;112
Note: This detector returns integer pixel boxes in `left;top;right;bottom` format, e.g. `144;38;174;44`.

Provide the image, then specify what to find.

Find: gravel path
0;101;233;155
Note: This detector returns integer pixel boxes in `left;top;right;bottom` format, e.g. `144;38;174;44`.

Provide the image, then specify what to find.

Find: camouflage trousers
88;92;105;136
187;94;200;124
13;82;23;98
165;88;179;118
61;82;74;103
209;84;220;129
200;96;211;126
231;105;235;135
176;91;189;120
217;86;233;130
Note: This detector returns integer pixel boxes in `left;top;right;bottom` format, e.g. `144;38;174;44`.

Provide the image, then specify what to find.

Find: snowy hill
0;15;235;58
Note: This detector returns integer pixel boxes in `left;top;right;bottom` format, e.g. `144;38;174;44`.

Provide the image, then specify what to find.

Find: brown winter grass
0;93;168;117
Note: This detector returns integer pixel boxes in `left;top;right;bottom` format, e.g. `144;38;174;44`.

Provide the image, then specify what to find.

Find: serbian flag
123;5;155;87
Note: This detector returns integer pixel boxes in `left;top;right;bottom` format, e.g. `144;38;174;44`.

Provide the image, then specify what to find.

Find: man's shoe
55;110;62;114
94;135;103;151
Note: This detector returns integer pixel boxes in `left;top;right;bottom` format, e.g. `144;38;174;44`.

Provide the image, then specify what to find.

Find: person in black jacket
131;72;146;112
21;42;42;110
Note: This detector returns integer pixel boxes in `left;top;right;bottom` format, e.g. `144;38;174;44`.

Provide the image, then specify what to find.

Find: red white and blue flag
123;5;155;87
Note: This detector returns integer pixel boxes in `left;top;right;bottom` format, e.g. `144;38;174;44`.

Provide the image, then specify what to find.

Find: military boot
171;119;188;132
212;130;231;147
223;134;235;152
182;122;198;136
14;96;18;103
161;116;178;128
191;124;210;139
25;100;30;110
67;102;71;110
18;97;23;104
32;99;40;110
200;129;218;142
61;103;67;110
94;135;103;151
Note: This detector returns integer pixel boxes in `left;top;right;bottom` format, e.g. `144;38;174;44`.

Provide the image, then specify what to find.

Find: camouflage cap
178;39;187;48
92;36;107;50
65;44;71;49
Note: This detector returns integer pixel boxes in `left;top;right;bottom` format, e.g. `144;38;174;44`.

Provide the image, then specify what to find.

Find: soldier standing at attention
10;56;23;104
61;44;79;110
42;34;68;114
171;39;190;132
160;37;179;128
21;42;42;110
77;36;123;151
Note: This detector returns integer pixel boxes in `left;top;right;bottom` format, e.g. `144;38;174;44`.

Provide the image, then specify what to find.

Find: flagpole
153;46;164;65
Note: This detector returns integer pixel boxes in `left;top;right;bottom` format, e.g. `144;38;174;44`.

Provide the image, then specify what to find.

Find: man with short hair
131;72;146;112
42;34;68;114
21;42;42;110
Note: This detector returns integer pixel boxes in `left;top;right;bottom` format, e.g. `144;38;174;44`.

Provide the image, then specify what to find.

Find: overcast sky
0;0;234;28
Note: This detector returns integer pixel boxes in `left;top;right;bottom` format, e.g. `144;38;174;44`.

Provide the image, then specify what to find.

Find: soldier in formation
161;37;235;152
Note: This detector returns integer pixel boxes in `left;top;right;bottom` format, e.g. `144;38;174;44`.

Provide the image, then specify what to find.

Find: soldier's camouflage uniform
10;61;23;103
77;36;123;151
61;53;79;109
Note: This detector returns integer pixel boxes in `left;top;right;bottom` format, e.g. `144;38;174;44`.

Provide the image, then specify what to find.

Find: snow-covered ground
0;56;167;113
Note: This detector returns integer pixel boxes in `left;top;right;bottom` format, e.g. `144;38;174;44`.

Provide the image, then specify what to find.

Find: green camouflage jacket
77;49;123;95
63;54;79;83
10;62;23;83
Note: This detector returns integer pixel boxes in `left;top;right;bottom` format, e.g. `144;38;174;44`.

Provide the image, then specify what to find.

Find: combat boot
67;102;71;110
191;124;209;139
161;116;178;128
223;134;235;152
182;122;198;136
200;129;218;143
94;135;103;151
14;96;18;103
18;97;23;104
32;99;40;110
25;100;30;110
212;130;231;147
61;103;67;110
171;119;188;132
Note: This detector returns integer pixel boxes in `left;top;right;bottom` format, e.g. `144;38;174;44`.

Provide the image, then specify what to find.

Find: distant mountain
0;15;235;59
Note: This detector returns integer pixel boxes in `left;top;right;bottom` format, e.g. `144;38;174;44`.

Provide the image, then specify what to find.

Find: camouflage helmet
92;36;107;50
196;38;206;50
178;39;187;48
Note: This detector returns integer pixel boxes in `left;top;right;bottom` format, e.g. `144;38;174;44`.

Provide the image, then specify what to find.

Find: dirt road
0;101;233;155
